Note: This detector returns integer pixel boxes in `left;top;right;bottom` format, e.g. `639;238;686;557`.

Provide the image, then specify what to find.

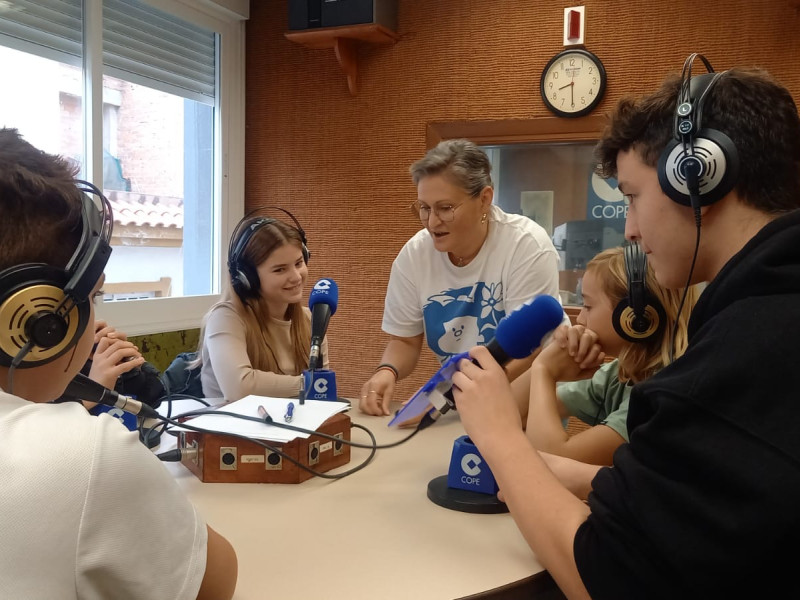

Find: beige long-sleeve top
200;303;330;401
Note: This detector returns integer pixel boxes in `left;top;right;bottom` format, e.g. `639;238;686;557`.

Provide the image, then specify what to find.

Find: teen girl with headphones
520;244;699;465
193;209;329;401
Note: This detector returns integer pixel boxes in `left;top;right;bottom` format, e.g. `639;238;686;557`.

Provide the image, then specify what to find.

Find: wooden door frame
425;115;608;148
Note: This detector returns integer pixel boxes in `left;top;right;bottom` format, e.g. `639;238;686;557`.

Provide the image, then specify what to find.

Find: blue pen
284;401;295;423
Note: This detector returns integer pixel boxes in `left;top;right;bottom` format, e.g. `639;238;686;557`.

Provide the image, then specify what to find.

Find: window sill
96;294;219;336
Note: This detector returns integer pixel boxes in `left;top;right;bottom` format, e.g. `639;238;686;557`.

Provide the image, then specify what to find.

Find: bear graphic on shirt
437;315;482;355
423;282;506;362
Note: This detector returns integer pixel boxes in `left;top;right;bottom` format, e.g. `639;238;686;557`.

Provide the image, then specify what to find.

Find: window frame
93;0;247;335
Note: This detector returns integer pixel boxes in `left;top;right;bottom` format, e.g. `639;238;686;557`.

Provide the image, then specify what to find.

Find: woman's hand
358;369;396;416
535;324;604;382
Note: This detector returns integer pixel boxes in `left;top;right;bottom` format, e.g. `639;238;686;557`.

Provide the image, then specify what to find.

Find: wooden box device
179;412;352;483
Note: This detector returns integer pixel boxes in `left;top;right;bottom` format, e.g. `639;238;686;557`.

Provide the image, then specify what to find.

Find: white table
159;404;554;600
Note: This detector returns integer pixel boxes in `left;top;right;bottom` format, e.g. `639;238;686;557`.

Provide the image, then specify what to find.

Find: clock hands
559;80;575;107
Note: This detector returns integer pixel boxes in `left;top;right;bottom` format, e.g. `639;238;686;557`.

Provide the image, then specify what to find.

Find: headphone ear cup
612;297;666;343
302;243;310;265
0;264;90;368
230;260;260;299
658;128;740;207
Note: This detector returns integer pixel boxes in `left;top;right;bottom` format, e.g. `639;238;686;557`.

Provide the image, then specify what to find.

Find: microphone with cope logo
419;294;565;513
302;278;339;402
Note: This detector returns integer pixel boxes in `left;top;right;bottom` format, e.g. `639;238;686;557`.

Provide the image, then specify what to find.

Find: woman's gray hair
409;139;493;197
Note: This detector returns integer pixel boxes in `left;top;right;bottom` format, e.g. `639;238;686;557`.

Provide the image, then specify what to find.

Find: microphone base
427;475;509;514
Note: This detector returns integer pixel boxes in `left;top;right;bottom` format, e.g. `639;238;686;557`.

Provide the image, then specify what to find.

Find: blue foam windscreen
494;294;565;358
308;278;339;314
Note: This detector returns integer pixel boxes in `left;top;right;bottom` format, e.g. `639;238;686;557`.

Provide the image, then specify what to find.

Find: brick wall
245;0;800;400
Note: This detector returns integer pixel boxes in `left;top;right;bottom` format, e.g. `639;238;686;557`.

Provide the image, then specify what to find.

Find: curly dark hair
594;68;800;214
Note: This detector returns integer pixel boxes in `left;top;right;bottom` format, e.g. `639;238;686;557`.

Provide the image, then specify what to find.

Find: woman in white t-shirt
360;139;561;416
194;213;329;401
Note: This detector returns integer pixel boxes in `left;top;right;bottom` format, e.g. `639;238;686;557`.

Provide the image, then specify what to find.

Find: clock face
540;49;606;118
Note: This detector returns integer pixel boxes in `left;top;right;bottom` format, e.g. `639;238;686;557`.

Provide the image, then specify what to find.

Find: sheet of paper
172;395;349;443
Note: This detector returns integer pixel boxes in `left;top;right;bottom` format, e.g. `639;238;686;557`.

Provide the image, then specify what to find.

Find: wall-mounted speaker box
288;0;398;31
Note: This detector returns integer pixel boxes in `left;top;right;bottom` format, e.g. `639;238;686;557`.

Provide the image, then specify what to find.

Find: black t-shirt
574;211;800;599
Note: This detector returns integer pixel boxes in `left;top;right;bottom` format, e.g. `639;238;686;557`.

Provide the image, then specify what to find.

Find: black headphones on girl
228;206;310;300
657;53;740;210
612;243;666;343
0;180;113;368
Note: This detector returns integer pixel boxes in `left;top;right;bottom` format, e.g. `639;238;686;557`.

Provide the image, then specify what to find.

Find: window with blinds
0;0;221;302
0;0;216;102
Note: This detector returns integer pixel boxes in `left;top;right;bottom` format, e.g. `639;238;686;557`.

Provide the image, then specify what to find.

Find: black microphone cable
138;392;212;449
158;405;421;451
299;368;313;405
668;175;703;364
6;339;34;395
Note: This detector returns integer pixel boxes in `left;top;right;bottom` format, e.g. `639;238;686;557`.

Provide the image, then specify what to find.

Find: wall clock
540;48;606;118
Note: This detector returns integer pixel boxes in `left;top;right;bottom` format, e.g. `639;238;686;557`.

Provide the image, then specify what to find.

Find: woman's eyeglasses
411;202;464;223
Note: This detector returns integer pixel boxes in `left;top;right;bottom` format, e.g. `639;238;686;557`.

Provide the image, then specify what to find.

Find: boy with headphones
0;128;237;599
450;56;800;598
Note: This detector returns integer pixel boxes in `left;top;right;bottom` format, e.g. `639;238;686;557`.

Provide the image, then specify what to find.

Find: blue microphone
308;278;339;372
389;294;564;427
481;293;565;364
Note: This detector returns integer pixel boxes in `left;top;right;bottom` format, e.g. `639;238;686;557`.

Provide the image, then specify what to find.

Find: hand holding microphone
388;294;565;428
450;295;565;448
88;321;145;391
451;346;527;446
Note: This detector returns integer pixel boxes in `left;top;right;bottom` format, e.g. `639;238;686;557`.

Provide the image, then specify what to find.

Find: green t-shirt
556;359;631;442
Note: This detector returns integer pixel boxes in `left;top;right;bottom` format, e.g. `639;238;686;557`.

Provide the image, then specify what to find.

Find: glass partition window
481;142;626;306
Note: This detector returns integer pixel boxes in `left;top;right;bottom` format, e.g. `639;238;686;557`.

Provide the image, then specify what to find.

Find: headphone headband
227;206;310;300
658;53;740;209
66;180;114;300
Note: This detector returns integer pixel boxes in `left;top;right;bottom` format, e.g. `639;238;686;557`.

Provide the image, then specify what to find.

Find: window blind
0;0;216;101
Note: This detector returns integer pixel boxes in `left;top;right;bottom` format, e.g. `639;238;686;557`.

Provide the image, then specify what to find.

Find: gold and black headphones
612;244;666;343
657;53;740;209
0;180;112;368
228;206;309;300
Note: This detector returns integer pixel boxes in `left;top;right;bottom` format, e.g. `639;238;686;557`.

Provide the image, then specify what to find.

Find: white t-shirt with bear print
382;205;562;364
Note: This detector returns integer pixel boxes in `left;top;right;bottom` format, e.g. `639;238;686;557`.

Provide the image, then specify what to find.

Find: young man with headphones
0;128;237;599
450;55;800;598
